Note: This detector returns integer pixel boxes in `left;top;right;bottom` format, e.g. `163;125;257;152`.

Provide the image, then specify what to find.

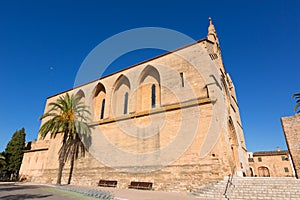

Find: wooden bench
98;179;117;187
128;181;153;190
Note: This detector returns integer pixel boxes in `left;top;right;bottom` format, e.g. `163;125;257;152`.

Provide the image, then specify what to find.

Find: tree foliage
0;153;6;177
3;128;26;177
0;153;6;170
293;93;300;113
39;93;91;185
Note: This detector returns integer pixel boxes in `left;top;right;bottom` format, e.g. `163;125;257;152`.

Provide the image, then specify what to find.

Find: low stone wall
23;162;228;192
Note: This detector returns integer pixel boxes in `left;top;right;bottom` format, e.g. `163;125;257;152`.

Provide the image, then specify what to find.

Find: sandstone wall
281;114;300;178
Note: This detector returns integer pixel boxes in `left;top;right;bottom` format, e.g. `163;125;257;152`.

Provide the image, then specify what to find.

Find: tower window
284;167;289;173
258;157;262;162
151;84;156;108
180;72;184;87
124;92;128;114
281;156;288;161
100;99;105;119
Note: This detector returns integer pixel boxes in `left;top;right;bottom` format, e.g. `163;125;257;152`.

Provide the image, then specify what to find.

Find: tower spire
207;17;219;44
206;17;225;73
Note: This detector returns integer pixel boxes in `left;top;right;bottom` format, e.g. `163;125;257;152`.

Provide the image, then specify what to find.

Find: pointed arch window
151;84;156;108
124;92;128;114
100;99;105;119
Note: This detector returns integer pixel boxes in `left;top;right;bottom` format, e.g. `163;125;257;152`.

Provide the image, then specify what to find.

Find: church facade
20;19;248;191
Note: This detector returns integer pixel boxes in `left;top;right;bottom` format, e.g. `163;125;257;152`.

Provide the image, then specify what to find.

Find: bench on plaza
98;179;118;187
128;181;153;190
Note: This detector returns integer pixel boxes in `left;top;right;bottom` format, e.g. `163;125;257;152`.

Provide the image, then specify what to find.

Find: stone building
19;19;248;191
247;148;295;177
281;114;300;178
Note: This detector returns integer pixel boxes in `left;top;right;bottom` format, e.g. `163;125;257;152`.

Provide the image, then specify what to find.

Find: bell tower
206;17;225;73
206;17;248;176
207;17;219;44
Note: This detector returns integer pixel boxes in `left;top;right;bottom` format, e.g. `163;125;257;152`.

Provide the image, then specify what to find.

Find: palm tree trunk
56;156;65;185
56;132;68;185
67;150;75;184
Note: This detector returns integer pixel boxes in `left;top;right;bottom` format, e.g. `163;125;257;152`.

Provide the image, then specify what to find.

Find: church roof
47;38;211;99
47;18;219;99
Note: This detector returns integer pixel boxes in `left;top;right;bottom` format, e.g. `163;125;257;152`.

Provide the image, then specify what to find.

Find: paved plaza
0;182;201;200
93;186;200;200
0;182;96;200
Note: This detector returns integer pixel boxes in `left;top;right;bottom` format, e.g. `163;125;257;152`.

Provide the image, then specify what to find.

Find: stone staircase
192;176;300;200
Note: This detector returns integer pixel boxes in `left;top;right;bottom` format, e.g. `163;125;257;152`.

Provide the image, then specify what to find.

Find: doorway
258;166;270;177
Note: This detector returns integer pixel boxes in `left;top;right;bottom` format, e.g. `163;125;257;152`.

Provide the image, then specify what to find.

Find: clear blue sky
0;0;299;152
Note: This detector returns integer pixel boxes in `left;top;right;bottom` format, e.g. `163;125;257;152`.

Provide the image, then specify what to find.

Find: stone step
192;177;300;200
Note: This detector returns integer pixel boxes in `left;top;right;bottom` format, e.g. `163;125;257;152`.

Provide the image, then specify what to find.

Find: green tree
0;152;6;178
293;93;300;113
39;93;91;185
0;153;6;169
4;128;26;179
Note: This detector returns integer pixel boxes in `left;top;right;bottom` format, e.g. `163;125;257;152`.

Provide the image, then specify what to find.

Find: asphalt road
0;182;97;200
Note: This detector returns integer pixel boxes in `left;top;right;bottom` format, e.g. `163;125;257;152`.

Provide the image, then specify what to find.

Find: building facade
20;19;248;191
247;148;295;177
281;114;300;178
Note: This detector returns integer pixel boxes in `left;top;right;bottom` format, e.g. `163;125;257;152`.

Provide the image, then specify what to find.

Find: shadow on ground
0;194;52;200
0;184;40;191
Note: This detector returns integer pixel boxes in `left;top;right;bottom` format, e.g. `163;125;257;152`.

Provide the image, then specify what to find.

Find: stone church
20;19;248;191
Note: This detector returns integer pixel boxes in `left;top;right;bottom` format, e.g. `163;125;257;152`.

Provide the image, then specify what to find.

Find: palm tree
39;93;91;185
293;93;300;113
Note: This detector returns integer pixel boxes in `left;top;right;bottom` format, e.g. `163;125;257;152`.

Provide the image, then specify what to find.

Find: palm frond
293;93;300;98
39;92;91;167
293;92;300;113
294;103;300;113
